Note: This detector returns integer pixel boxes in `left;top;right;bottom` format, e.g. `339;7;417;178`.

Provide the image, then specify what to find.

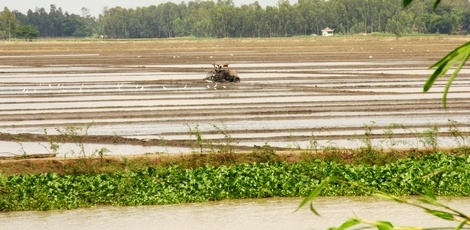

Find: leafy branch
403;0;470;108
423;41;470;108
297;176;470;230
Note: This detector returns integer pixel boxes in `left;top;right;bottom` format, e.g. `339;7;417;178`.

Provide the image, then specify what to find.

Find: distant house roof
322;27;334;32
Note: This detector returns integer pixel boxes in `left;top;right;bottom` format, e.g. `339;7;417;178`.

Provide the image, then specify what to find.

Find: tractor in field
204;63;240;83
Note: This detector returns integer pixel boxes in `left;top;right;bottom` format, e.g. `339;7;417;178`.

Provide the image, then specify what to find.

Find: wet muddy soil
1;36;469;161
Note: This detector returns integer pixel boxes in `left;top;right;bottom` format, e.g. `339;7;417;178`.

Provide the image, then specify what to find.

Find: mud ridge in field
1;37;469;157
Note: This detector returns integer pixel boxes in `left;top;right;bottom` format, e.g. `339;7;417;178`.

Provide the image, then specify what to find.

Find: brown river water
2;196;469;230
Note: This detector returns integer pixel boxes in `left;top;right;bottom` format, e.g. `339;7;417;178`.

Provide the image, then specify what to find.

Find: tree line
1;0;469;40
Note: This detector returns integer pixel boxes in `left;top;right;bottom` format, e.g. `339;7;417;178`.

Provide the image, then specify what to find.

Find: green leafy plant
288;133;303;150
2;152;470;212
56;122;94;157
382;123;407;149
361;121;376;151
94;147;110;165
39;128;64;156
250;143;277;162
320;144;347;164
187;123;206;154
298;134;322;160
211;123;237;156
447;119;469;151
419;124;440;152
12;136;27;157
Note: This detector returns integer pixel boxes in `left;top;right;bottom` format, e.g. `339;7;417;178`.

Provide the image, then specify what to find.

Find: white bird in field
223;86;226;89
184;84;187;89
206;85;210;89
163;86;167;89
141;86;144;90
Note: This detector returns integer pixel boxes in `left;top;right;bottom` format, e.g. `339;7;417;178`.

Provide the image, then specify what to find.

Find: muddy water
1;60;470;156
2;196;469;230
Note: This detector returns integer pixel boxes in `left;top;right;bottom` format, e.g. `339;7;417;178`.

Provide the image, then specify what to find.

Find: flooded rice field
1;38;469;157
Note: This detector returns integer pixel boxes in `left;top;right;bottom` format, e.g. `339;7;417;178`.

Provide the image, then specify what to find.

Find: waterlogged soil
1;36;470;173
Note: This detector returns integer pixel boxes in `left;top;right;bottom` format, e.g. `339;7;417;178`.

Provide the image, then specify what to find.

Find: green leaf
425;209;455;221
296;176;337;213
376;221;394;230
423;40;470;108
422;188;436;201
404;0;440;10
454;220;467;230
433;0;442;9
309;202;320;216
442;52;470;108
330;218;360;230
418;197;436;205
403;0;413;8
373;193;405;203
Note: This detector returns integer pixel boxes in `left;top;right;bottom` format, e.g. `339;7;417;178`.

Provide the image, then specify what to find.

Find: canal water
2;196;469;230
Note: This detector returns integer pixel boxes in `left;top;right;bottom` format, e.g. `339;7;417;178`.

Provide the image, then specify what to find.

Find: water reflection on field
1;59;470;156
2;196;469;230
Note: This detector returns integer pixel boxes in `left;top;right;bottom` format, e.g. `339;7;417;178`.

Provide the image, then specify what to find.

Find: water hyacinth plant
2;152;470;212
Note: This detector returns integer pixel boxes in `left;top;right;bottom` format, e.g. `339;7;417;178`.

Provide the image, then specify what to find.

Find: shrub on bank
0;152;469;211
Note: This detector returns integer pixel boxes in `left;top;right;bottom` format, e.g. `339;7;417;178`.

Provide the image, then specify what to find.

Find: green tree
48;4;65;37
461;11;470;34
9;0;469;39
15;25;38;41
0;7;19;40
209;1;237;38
12;10;28;26
62;13;83;36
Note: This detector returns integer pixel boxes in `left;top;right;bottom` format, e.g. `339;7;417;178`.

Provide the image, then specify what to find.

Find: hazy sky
1;0;287;17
